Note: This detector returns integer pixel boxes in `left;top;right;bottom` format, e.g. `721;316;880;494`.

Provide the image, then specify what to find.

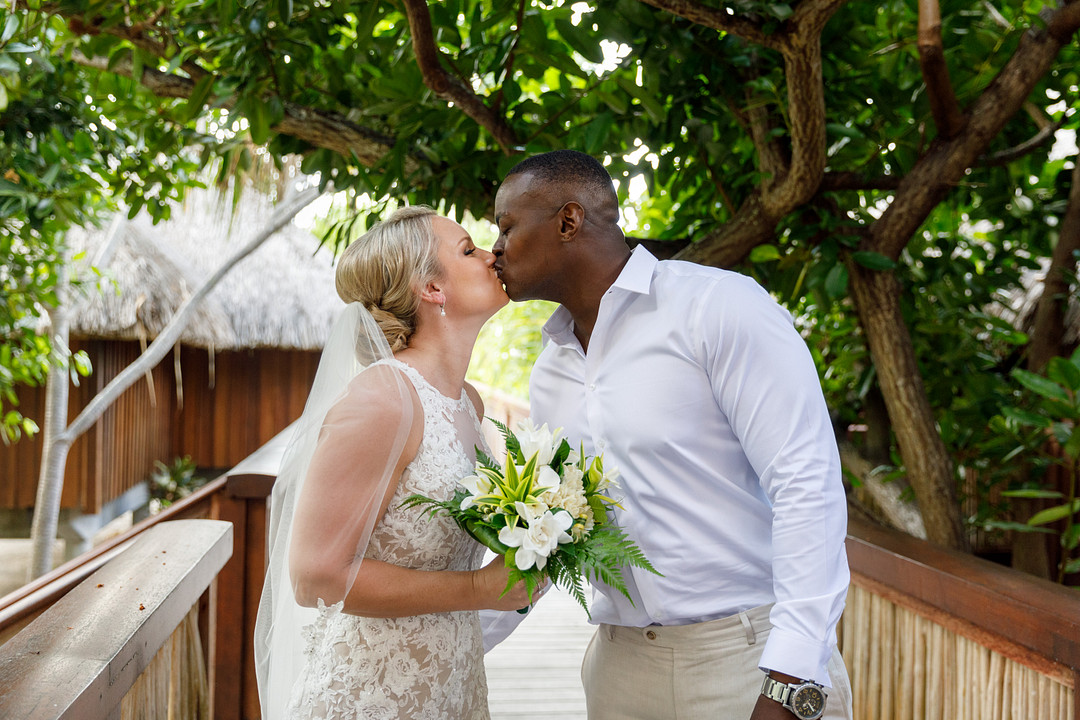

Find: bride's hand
473;556;537;611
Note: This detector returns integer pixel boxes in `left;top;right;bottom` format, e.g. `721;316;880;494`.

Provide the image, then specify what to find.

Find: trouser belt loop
739;611;756;646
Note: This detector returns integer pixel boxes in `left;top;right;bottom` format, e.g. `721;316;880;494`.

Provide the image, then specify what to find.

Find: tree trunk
848;263;969;550
1012;154;1080;578
27;242;73;580
1028;156;1080;373
27;187;322;579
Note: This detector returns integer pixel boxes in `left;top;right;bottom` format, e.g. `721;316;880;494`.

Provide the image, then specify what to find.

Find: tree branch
672;0;850;267
402;0;521;154
745;89;788;183
820;171;903;191
917;0;966;138
868;0;1080;261
71;51;402;169
23;0;212;83
984;110;1072;166
635;0;777;49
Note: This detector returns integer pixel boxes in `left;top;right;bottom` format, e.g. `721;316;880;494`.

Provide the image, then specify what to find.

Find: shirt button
597;440;606;450
645;630;657;640
588;383;596;391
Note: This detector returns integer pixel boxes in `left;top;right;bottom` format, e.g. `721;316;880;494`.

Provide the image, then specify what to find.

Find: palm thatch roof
67;185;340;351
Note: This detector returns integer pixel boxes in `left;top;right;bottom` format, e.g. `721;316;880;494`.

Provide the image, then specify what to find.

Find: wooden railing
3;424;1079;719
0;426;286;719
841;516;1079;719
0;519;231;719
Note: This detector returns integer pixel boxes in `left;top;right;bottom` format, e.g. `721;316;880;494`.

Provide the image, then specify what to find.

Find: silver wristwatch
760;675;828;720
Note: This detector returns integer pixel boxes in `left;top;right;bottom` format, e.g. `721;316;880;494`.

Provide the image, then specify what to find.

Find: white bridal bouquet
403;419;659;615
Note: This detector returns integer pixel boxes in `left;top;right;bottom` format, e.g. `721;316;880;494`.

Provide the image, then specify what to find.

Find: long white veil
254;302;413;718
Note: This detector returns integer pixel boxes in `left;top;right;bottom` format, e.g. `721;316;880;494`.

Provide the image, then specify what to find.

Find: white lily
459;471;493;510
516;418;562;466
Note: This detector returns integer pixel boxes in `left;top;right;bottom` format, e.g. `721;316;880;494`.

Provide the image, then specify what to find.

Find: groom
490;150;852;720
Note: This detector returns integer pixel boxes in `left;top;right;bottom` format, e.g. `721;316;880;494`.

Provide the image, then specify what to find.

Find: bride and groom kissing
254;150;853;720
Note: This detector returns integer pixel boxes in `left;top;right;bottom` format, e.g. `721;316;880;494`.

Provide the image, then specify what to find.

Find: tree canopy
2;0;1079;557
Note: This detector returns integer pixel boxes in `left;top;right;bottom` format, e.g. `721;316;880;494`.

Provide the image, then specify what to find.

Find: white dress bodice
286;359;490;720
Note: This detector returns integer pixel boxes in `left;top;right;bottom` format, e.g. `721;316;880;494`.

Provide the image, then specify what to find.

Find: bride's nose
480;248;496;265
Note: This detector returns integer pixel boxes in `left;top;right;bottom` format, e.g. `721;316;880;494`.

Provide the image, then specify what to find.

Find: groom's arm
702;275;849;688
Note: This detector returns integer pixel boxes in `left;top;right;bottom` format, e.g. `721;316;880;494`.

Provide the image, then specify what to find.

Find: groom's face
492;173;564;302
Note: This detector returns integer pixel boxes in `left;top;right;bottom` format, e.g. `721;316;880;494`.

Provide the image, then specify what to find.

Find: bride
254;206;531;719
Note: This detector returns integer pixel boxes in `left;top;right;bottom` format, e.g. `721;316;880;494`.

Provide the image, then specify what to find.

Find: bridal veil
253;302;414;718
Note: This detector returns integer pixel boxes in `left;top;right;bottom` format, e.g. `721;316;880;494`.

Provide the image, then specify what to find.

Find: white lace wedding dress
285;359;491;720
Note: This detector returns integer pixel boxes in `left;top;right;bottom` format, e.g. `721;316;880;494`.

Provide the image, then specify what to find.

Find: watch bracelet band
761;675;793;704
760;674;828;719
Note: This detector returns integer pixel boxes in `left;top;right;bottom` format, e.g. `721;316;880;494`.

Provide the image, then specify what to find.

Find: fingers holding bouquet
473;555;548;611
403;418;659;617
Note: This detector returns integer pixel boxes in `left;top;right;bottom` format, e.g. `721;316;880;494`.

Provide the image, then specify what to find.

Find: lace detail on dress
286;359;490;720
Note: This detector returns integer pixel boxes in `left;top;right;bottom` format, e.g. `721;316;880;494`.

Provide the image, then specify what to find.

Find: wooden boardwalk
484;587;596;719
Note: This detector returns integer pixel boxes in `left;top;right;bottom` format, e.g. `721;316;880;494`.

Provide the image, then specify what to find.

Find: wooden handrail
0;474;228;638
847;515;1080;676
0;519;232;719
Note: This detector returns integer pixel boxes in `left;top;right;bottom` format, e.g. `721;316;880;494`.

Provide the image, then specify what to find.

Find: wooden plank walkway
484;587;596;719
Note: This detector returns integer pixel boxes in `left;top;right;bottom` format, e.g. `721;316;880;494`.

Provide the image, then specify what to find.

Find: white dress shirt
528;246;849;684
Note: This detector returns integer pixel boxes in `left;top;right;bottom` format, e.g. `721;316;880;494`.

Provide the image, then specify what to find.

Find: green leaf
1000;406;1052;428
277;0;293;24
749;245;781;262
1;13;18;44
824;264;848;299
1028;499;1080;527
1064;424;1080;460
185;74;215;121
1012;368;1070;403
1001;489;1063;499
554;18;604;64
584;111;614;154
851;251;897;271
826;123;864;140
1048;356;1080;392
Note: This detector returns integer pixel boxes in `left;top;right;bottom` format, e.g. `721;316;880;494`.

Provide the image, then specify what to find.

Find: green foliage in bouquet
403;418;660;616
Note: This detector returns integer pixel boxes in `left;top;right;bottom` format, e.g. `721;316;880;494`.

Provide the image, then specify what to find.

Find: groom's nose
492;237;504;256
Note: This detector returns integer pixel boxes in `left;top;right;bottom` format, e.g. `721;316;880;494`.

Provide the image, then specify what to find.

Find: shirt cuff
756;627;834;686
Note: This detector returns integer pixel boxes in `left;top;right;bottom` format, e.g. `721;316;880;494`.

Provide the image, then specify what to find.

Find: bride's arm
288;368;528;615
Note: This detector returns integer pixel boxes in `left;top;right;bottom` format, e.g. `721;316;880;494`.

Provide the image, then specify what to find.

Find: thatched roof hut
2;186;340;523
66;185;340;351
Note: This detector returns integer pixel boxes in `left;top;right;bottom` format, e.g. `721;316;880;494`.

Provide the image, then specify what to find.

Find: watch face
791;685;826;720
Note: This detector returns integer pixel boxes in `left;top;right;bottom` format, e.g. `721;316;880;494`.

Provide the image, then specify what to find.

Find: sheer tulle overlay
284;359;491;720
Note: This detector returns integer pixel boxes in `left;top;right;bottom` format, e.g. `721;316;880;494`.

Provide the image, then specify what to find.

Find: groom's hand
748;671;807;720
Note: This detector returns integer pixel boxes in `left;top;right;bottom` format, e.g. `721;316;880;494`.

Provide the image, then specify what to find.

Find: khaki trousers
581;604;853;720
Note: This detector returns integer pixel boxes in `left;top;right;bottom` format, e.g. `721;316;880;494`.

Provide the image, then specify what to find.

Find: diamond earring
440;304;446;317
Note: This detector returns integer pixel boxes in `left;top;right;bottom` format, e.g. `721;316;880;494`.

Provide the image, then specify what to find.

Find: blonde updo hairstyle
335;205;442;352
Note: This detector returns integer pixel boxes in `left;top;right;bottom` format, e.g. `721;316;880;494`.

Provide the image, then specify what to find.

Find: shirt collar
541;245;658;347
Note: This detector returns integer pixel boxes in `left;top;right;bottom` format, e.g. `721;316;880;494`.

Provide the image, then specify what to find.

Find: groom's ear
557;202;585;242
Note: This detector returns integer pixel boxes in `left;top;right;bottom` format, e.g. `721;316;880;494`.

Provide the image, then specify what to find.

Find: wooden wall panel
174;347;318;473
0;339;174;514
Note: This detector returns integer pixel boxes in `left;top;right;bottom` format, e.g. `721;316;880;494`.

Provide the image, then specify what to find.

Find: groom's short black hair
506;150;616;201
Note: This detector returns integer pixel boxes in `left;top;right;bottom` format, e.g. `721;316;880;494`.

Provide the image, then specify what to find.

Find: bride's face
431;216;508;320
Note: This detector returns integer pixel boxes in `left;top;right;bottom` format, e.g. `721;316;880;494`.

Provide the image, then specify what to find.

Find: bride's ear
420;282;445;308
